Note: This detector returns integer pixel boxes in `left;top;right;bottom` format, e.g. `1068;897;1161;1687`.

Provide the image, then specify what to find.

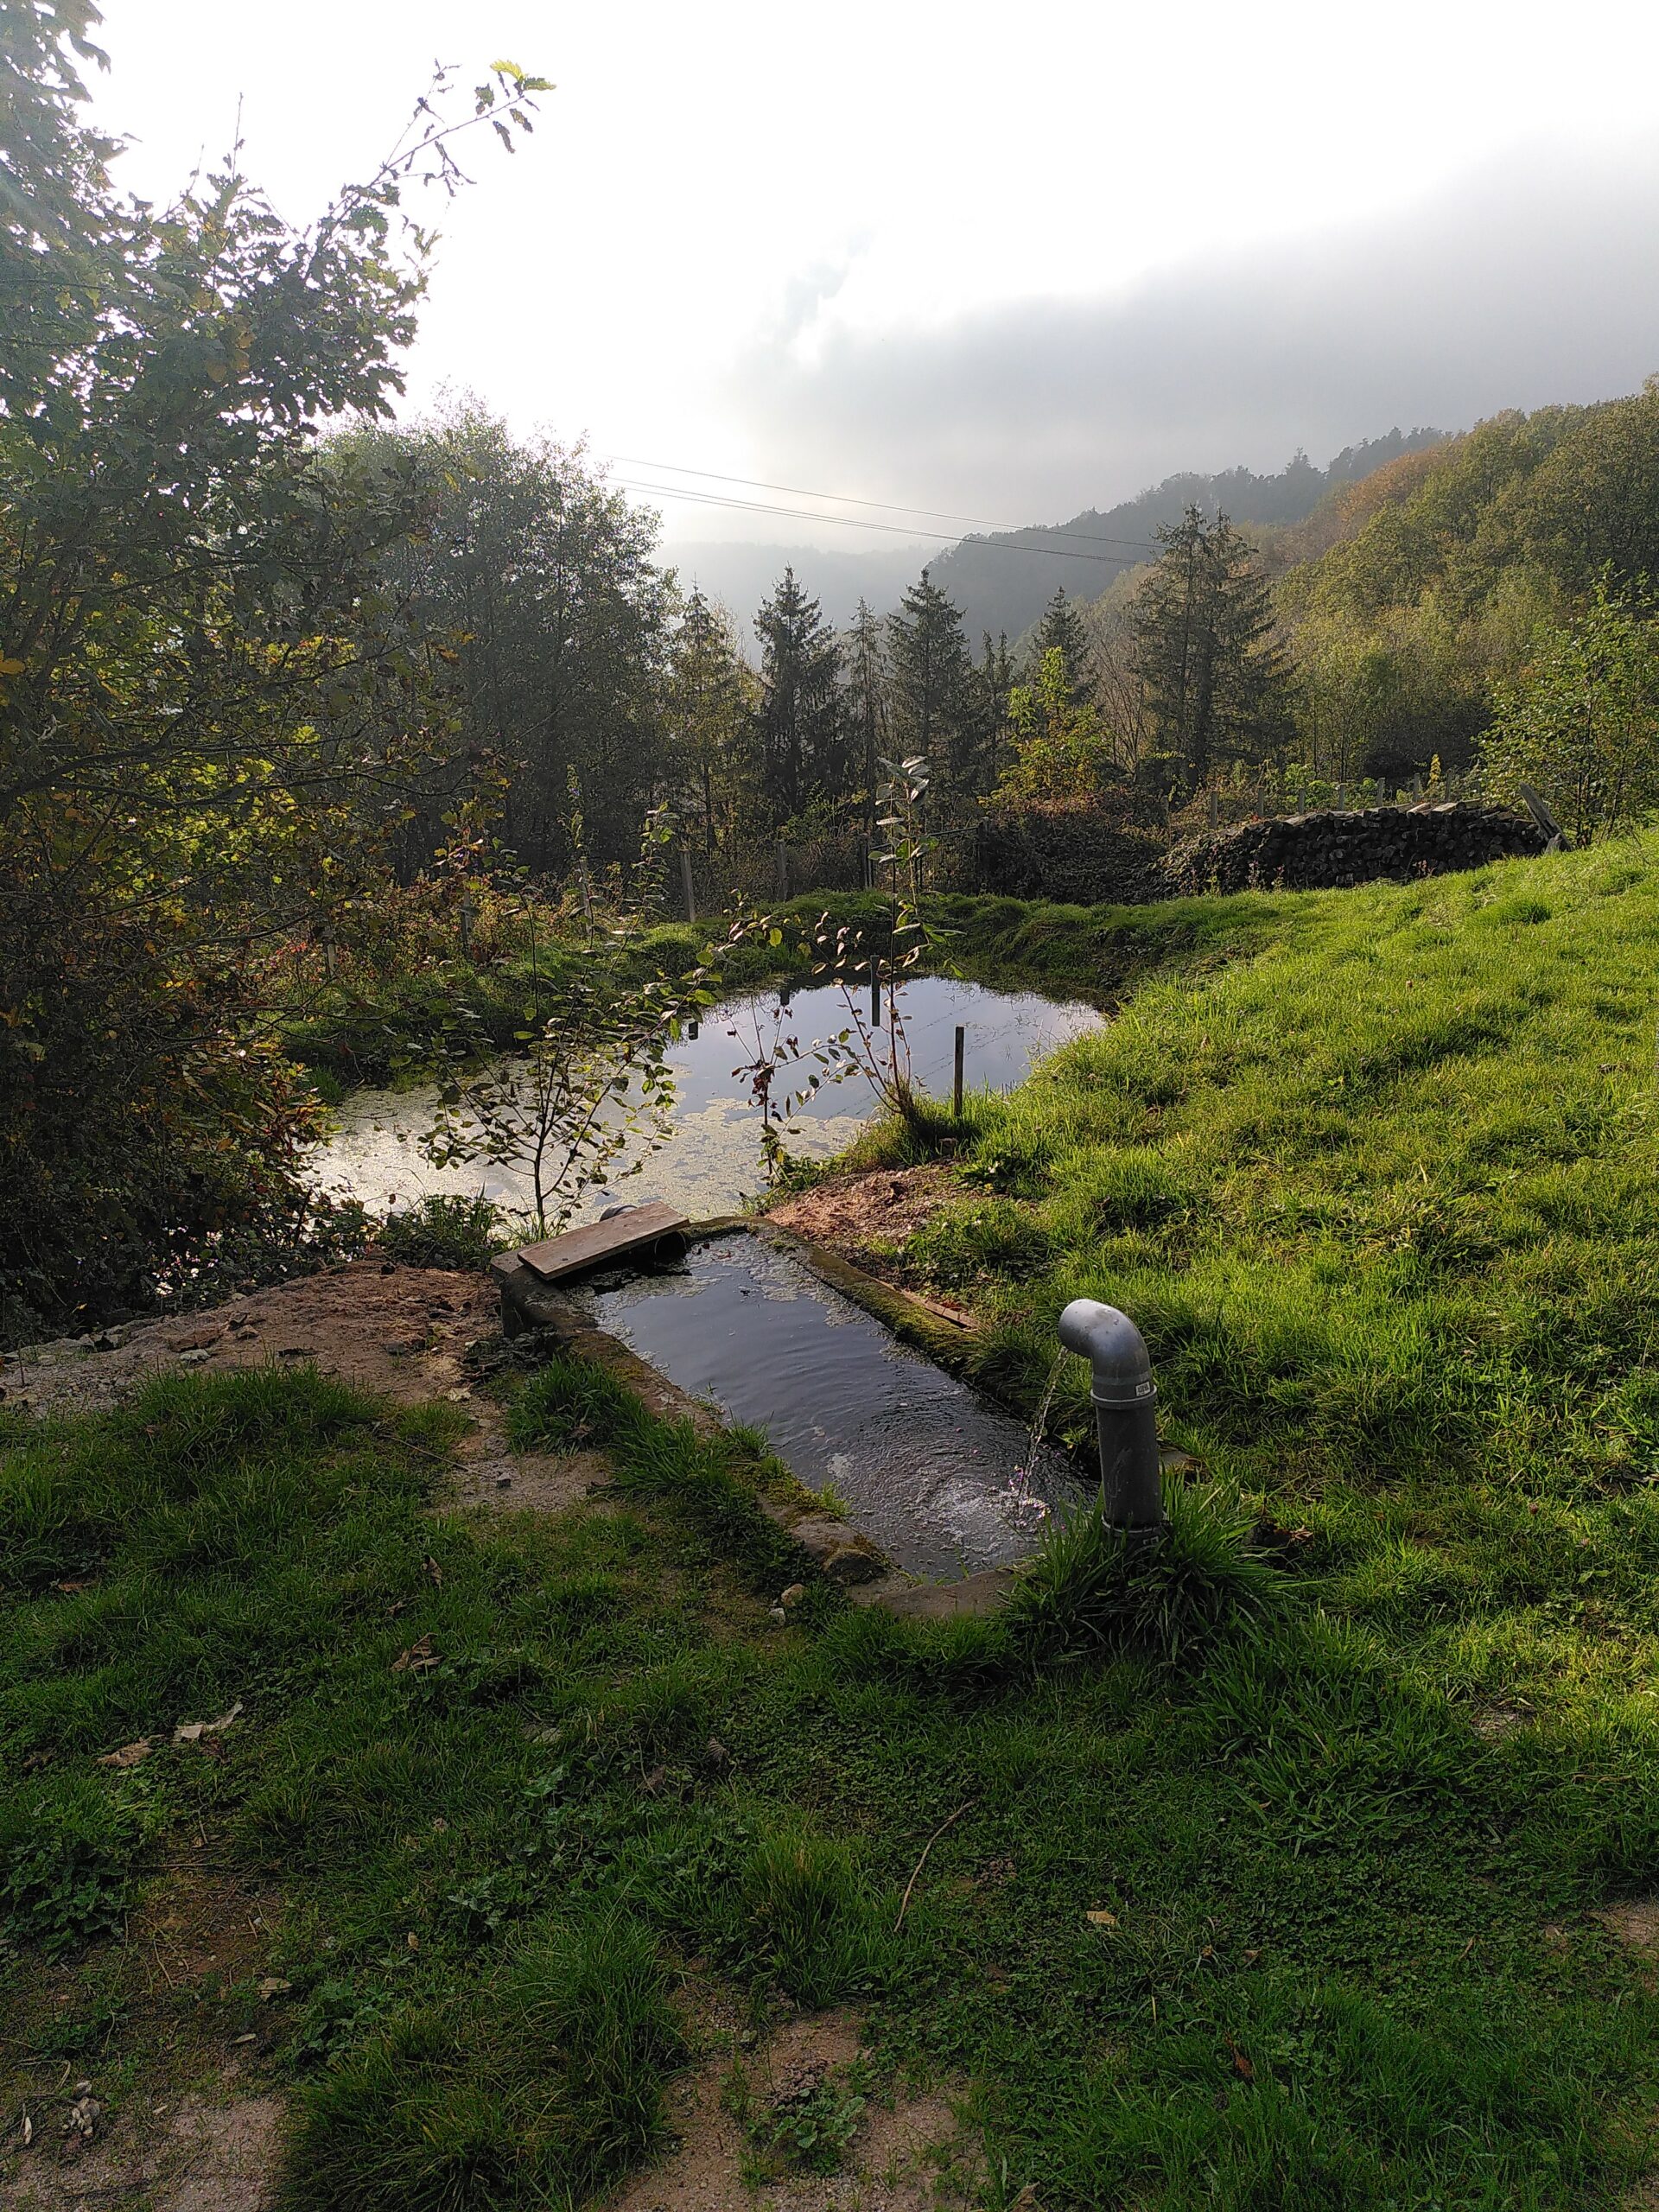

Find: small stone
779;1583;807;1607
495;1473;512;1490
822;1543;881;1586
177;1347;212;1367
767;1605;787;1624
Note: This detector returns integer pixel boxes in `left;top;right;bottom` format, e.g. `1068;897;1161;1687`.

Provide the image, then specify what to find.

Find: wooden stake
953;1024;965;1116
679;847;696;925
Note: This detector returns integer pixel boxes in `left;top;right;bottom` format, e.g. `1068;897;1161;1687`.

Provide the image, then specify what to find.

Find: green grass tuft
1007;1480;1284;1668
378;1193;507;1272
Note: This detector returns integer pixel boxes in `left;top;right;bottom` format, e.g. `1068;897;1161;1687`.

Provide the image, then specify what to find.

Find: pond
311;972;1097;1226
581;1231;1080;1578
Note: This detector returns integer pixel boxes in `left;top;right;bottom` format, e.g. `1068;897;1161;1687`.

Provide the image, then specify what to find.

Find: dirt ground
769;1166;956;1282
610;2007;980;2212
0;1257;501;1421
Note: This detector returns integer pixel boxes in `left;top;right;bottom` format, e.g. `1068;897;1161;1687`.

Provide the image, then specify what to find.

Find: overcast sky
88;0;1659;548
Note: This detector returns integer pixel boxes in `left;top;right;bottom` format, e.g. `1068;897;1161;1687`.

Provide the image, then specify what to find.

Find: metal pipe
1057;1298;1165;1533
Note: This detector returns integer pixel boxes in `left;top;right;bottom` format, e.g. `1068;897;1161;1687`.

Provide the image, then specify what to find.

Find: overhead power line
612;474;1156;565
607;452;1160;550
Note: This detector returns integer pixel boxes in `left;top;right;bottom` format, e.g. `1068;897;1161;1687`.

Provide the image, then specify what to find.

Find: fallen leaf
444;1386;473;1402
1226;2035;1255;2082
423;1555;443;1588
98;1738;154;1770
256;1977;291;2001
173;1700;244;1745
1085;1909;1118;1927
53;1580;89;1596
20;2112;33;2146
405;1931;420;1951
639;1764;668;1796
391;1636;438;1674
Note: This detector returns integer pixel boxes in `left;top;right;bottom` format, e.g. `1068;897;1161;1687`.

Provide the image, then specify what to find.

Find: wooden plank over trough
512;1201;690;1283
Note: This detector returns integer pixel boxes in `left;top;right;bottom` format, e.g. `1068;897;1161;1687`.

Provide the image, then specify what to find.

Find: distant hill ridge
927;428;1446;645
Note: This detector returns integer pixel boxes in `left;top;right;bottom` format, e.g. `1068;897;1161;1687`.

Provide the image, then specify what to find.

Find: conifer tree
754;568;840;824
1030;588;1095;708
665;588;754;849
978;630;1016;791
887;569;976;796
841;598;891;831
1129;507;1294;792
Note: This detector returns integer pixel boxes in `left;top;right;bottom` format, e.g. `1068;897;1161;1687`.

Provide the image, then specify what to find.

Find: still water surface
312;973;1096;1225
583;1233;1080;1579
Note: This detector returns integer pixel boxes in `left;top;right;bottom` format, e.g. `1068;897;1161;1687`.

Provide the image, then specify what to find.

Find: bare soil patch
769;1166;956;1281
8;2085;283;2212
611;2007;978;2212
0;1259;499;1421
1597;1900;1659;1956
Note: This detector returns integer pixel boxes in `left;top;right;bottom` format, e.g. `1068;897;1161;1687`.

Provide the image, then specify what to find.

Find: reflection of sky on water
309;973;1097;1226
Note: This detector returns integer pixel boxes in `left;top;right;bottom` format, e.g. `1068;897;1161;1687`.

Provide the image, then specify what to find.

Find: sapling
726;753;954;1174
421;876;715;1234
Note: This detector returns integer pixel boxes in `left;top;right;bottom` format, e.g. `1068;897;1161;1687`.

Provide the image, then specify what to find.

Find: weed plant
377;1193;508;1272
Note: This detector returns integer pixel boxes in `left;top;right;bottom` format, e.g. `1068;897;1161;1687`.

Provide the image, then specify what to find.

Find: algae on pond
580;1233;1079;1580
310;974;1096;1228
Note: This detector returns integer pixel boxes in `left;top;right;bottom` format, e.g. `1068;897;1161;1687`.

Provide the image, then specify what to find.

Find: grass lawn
5;835;1659;2209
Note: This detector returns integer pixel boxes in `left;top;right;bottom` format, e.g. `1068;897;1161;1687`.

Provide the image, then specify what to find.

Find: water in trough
581;1230;1081;1580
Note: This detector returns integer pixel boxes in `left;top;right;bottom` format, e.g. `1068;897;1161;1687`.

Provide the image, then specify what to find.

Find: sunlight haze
91;1;1659;537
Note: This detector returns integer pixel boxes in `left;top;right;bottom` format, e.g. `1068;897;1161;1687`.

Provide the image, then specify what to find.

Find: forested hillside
926;429;1444;645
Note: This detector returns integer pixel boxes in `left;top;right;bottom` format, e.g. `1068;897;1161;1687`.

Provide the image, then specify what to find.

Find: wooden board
512;1202;690;1283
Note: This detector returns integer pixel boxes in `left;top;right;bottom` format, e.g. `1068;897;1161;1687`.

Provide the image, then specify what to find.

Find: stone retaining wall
1161;801;1547;898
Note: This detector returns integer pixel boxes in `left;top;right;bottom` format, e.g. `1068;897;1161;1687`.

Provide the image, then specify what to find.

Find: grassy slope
5;842;1659;2209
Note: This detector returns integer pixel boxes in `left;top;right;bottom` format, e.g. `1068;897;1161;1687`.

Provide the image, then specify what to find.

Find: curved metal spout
1058;1298;1164;1532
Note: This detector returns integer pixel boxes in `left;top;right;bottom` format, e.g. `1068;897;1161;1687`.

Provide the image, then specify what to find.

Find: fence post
858;835;871;891
953;1025;965;1117
775;838;789;903
1335;781;1345;812
1206;790;1219;832
459;887;475;958
321;922;336;981
679;847;696;925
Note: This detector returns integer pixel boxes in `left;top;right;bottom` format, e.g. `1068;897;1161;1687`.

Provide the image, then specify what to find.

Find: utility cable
613;476;1152;564
607;451;1160;550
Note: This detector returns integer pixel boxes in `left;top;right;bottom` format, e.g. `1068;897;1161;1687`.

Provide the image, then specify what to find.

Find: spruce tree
754;568;841;824
978;630;1015;792
665;588;753;849
841;598;891;831
887;569;976;796
1030;588;1095;708
1129;507;1294;793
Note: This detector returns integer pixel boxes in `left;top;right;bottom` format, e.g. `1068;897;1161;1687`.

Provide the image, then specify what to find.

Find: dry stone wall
1160;802;1547;897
